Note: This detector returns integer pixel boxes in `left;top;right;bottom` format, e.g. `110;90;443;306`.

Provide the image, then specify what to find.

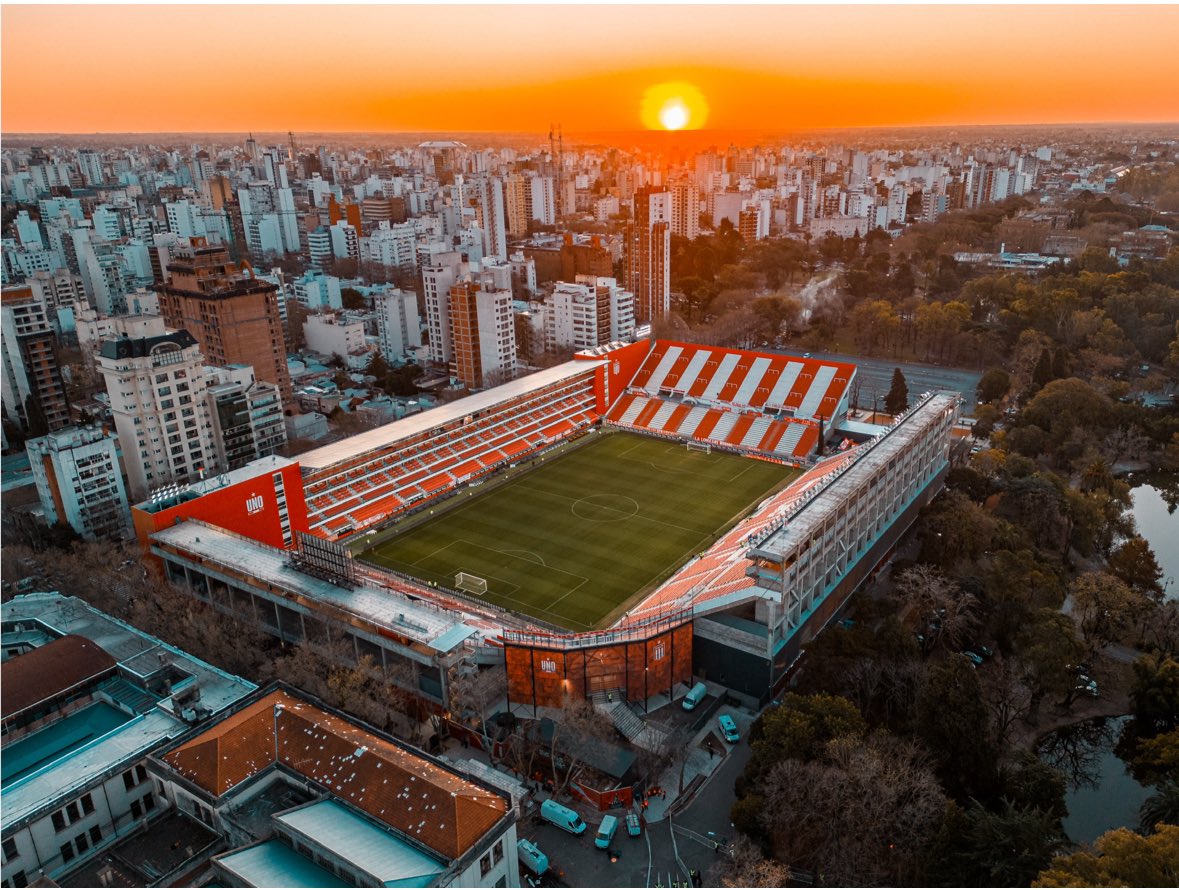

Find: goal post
685;440;711;454
455;572;489;595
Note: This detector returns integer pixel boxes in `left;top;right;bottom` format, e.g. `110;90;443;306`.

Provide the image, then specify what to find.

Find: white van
517;839;549;875
594;814;619;850
540;799;586;835
682;681;708;711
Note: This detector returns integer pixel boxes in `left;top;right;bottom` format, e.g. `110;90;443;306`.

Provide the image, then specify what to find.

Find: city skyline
3;4;1179;135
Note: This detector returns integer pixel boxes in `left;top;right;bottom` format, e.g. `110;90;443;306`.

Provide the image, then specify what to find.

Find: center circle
572;493;640;522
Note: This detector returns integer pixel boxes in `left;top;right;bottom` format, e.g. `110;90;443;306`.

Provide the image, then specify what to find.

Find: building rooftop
295;359;600;473
133;454;295;513
98;329;197;360
277;799;445;885
215;839;350;888
1;634;117;720
149;521;471;651
751;392;960;562
0;593;257;832
159;688;510;861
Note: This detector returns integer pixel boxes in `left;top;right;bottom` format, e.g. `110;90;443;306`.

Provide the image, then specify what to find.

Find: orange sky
3;4;1177;134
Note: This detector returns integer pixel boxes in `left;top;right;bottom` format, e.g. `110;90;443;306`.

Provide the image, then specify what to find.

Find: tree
1139;783;1179;834
340;287;366;310
755;734;947;886
916;656;999;800
978;367;1011;404
1130;656;1179;735
1016;609;1087;718
894;564;979;652
1070;571;1153;656
1107;536;1165;597
885;367;909;414
1032;824;1178;887
710;834;794;888
928;800;1069;887
447;664;507;757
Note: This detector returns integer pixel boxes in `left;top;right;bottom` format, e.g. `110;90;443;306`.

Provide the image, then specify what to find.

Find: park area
359;431;797;631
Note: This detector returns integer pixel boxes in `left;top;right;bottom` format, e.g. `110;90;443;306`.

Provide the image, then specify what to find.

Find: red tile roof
161;690;507;860
2;635;117;719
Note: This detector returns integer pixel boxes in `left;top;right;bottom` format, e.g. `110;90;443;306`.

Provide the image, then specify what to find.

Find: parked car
1076;679;1099;697
718;713;740;744
961;650;984;667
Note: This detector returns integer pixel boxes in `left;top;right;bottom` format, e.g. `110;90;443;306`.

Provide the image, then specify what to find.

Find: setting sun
640;81;709;131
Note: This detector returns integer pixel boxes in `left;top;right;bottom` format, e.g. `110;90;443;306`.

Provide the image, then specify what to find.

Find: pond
1126;474;1179;601
1037;716;1152;845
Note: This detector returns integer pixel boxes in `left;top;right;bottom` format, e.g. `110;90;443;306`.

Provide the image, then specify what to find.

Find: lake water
1038;716;1152;845
1126;477;1178;600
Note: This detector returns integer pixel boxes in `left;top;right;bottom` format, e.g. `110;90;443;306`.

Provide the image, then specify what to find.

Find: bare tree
447;664;508;757
758;735;947;886
710;834;794;888
981;656;1033;750
547;696;617;796
895;564;980;652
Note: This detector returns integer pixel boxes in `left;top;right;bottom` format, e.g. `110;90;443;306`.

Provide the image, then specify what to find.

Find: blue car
718;713;740;744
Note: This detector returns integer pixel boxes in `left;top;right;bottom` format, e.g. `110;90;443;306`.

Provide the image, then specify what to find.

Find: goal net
685;440;712;454
455;572;489;595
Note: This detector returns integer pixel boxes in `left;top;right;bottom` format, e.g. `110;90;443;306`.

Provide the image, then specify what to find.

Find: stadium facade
134;339;959;711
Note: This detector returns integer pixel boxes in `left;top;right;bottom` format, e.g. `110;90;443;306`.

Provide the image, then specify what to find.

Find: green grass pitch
358;431;798;631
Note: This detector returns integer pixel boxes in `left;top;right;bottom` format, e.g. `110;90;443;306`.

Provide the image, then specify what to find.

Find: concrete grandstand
133;339;959;714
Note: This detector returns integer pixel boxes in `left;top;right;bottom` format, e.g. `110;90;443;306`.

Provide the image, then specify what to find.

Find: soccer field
359;431;797;631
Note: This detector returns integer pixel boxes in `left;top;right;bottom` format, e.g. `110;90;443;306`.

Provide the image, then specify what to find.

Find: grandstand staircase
592;692;668;752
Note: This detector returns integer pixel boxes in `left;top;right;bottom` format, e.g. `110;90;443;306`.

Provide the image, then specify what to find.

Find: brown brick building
157;243;293;404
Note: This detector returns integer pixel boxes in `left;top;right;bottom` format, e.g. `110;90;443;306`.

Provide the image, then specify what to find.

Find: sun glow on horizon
641;81;709;131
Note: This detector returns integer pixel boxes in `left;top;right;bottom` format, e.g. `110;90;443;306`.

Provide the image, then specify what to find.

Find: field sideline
358;431;798;631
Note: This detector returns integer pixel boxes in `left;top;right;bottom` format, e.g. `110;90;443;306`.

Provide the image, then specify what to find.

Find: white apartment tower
422;253;463;366
26;424;130;540
465;176;508;260
96;317;217;500
545;277;635;351
375;287;423;361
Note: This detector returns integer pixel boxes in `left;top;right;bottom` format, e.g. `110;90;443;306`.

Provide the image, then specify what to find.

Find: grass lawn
359;431;797;631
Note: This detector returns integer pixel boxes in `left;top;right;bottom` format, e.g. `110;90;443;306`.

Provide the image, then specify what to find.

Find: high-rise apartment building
156;242;292;403
205;364;287;471
503;174;530;238
670;179;700;240
626;187;671;325
26;424;129;540
1;286;71;436
375;287;423;361
423;253;463;366
465;176;508;261
545;276;635;351
96;319;216;499
448;279;516;389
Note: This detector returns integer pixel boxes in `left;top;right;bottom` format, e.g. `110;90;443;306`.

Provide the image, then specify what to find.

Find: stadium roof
150;520;469;651
296;360;598;473
751;392;960;562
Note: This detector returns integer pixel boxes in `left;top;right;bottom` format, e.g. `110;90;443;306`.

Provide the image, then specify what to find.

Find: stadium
134;339;961;715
